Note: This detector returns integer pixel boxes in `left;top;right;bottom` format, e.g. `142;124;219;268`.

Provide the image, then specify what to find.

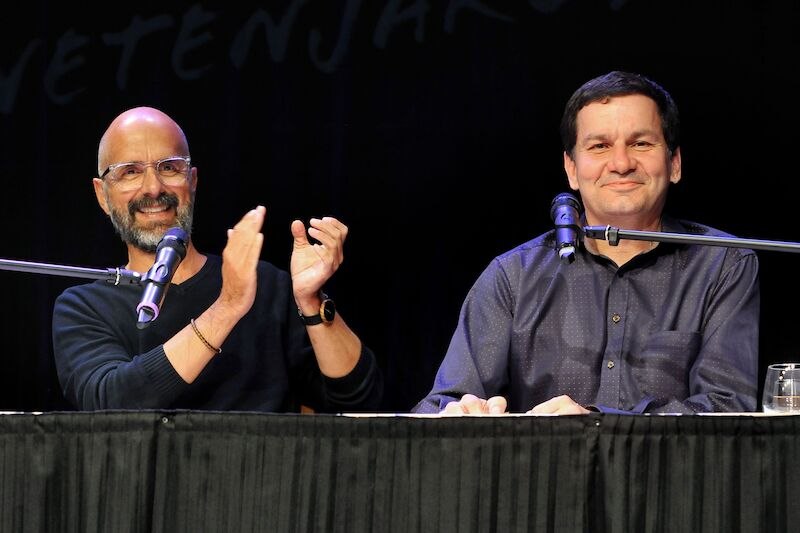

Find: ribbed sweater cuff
139;345;189;401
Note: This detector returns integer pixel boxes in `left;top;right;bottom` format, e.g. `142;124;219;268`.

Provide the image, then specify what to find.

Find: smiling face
93;107;197;253
563;94;681;229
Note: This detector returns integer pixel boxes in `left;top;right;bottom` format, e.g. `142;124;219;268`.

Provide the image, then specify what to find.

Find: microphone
550;193;583;264
136;227;189;329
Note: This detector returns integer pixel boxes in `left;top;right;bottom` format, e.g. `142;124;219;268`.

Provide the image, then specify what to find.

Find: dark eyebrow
579;133;609;145
579;129;662;145
627;129;661;140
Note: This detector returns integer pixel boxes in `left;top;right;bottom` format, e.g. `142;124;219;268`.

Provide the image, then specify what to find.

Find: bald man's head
98;107;189;175
94;107;195;253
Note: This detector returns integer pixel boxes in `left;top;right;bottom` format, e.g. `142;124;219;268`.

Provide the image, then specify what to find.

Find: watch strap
298;293;334;326
298;310;324;326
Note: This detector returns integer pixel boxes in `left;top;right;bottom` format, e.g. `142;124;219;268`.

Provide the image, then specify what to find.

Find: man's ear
563;151;579;191
669;147;682;184
93;178;110;215
189;167;198;193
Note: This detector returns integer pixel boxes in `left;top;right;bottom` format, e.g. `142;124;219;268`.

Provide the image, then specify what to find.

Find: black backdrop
1;0;798;412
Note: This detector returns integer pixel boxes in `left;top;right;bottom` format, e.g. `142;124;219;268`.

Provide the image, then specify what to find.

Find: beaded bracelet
190;318;222;354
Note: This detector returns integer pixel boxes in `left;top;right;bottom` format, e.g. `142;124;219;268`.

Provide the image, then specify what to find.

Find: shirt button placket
608;313;621;370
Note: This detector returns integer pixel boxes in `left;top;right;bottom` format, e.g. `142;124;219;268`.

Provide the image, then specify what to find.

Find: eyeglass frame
98;155;192;187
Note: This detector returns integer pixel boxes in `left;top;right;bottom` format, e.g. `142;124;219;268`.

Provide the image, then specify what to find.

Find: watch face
321;299;336;322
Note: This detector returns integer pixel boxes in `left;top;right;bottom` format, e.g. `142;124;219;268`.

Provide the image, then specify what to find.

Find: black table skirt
1;412;797;532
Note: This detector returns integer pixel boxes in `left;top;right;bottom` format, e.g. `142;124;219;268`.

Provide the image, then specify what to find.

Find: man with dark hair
53;106;382;412
414;71;759;415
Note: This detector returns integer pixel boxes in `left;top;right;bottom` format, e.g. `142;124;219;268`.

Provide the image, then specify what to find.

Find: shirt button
607;360;615;369
611;313;621;323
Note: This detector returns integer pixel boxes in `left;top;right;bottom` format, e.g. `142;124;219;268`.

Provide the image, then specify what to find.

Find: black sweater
52;254;382;412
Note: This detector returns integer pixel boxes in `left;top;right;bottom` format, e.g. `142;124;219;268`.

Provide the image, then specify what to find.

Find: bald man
52;107;382;412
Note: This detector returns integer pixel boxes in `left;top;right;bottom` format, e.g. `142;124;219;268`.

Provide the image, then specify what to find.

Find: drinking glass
762;363;800;414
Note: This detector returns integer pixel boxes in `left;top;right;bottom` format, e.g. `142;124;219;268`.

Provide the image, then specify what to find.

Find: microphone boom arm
0;258;142;284
584;225;800;254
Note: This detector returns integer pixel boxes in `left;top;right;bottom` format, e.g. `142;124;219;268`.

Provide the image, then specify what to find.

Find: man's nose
607;145;635;174
138;165;165;195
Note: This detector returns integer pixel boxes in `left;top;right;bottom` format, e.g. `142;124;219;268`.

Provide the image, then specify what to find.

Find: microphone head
156;227;189;259
550;192;582;221
550;192;583;265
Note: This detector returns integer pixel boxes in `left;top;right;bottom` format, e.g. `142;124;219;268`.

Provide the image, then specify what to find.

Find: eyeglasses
99;156;191;192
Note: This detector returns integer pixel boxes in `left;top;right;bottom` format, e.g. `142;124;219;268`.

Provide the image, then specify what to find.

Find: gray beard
107;192;194;253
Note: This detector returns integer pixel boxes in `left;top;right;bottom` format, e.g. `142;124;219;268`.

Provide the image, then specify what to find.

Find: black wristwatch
298;294;336;326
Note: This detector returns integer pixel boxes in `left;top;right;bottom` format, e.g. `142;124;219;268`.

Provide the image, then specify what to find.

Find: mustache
128;193;179;217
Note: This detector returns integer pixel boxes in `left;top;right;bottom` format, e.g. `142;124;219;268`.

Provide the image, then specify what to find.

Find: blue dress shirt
413;216;760;414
